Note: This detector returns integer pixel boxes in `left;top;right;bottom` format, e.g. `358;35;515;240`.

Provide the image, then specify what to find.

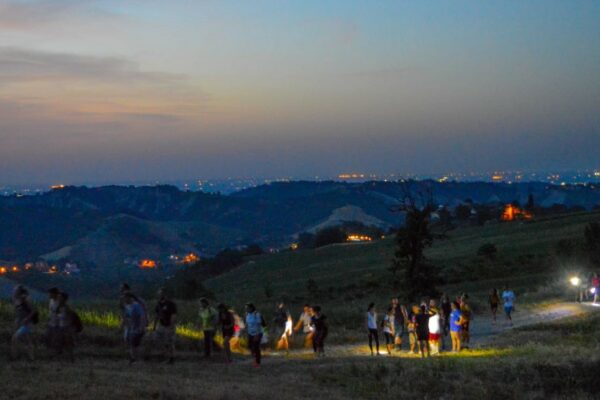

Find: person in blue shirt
123;293;145;363
502;285;516;326
449;301;464;353
245;303;265;367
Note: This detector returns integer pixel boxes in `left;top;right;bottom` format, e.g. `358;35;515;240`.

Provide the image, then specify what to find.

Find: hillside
206;211;600;308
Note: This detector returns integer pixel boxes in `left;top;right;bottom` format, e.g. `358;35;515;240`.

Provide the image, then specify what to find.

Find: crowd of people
8;282;518;364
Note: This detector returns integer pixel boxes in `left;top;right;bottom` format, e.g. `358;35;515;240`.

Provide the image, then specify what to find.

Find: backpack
70;310;83;333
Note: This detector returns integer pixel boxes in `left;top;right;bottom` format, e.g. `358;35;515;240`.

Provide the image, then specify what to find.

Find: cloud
0;0;111;31
0;46;184;85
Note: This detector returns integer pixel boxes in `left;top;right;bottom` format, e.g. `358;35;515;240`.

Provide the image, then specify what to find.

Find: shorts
408;331;417;345
153;325;175;347
394;322;405;338
429;333;441;341
15;325;32;338
504;305;513;315
384;332;394;345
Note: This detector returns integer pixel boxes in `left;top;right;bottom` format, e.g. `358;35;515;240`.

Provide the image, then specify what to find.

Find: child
449;302;464;352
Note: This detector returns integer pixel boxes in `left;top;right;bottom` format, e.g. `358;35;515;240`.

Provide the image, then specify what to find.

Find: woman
311;306;328;357
11;286;36;361
449;302;464;352
217;303;235;363
489;288;500;324
366;303;380;356
382;307;395;355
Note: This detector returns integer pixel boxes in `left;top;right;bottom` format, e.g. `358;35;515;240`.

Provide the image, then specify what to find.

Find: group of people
119;284;328;368
9;281;517;364
10;285;81;362
365;285;516;358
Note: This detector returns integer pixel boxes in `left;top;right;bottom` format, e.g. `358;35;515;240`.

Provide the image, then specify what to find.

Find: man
502;285;516;326
150;288;177;364
199;298;217;358
11;285;36;361
390;298;405;351
245;303;266;367
293;304;314;349
119;283;148;341
310;306;328;357
123;293;145;363
440;293;452;337
45;287;60;351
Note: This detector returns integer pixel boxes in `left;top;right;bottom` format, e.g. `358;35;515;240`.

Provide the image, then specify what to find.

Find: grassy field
1;211;600;399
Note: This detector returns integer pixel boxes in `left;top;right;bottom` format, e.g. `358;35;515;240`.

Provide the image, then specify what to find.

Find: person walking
366;303;380;356
382;307;395;355
293;304;314;349
230;308;245;352
217;303;235;363
272;302;291;352
245;303;265;367
199;298;218;358
55;291;77;362
502;285;516;326
310;306;328;357
123;293;145;364
489;288;500;324
449;301;464;352
415;305;430;358
11;286;36;361
150;288;177;364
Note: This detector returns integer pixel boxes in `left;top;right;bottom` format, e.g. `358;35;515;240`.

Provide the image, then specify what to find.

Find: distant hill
1;180;600;268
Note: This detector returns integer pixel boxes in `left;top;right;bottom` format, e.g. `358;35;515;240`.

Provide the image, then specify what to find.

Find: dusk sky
1;0;599;184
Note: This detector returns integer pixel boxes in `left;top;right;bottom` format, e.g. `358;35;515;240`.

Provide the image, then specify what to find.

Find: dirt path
262;301;599;361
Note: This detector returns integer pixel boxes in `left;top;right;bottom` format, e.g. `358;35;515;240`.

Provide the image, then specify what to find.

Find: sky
1;0;599;184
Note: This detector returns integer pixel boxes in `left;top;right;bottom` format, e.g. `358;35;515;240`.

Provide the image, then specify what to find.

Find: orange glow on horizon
501;204;533;221
139;259;157;269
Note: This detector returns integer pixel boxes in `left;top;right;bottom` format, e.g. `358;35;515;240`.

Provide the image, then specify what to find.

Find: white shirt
367;311;377;330
428;314;441;334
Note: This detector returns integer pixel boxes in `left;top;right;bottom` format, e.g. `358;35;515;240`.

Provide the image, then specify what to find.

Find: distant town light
139;259;157;269
347;234;373;242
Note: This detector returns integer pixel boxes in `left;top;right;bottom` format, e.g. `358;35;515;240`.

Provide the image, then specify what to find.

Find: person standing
428;307;442;355
293;304;314;349
199;298;217;358
592;273;600;304
311;306;328;357
440;294;452;337
151;288;177;364
502;285;516;326
390;298;405;351
459;294;472;348
11;286;36;361
123;293;145;364
489;288;500;324
217;303;235;363
407;305;419;354
245;303;265;367
366;303;380;356
415;305;430;358
230;308;245;352
449;302;464;352
382;307;395;355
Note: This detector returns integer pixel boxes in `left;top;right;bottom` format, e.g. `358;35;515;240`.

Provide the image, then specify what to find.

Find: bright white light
570;277;581;286
591;287;597;294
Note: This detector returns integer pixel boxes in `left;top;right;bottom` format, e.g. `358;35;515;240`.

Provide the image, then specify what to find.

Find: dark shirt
273;309;288;329
441;301;452;319
311;314;327;332
219;311;235;337
392;305;404;325
155;299;177;327
415;313;430;337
